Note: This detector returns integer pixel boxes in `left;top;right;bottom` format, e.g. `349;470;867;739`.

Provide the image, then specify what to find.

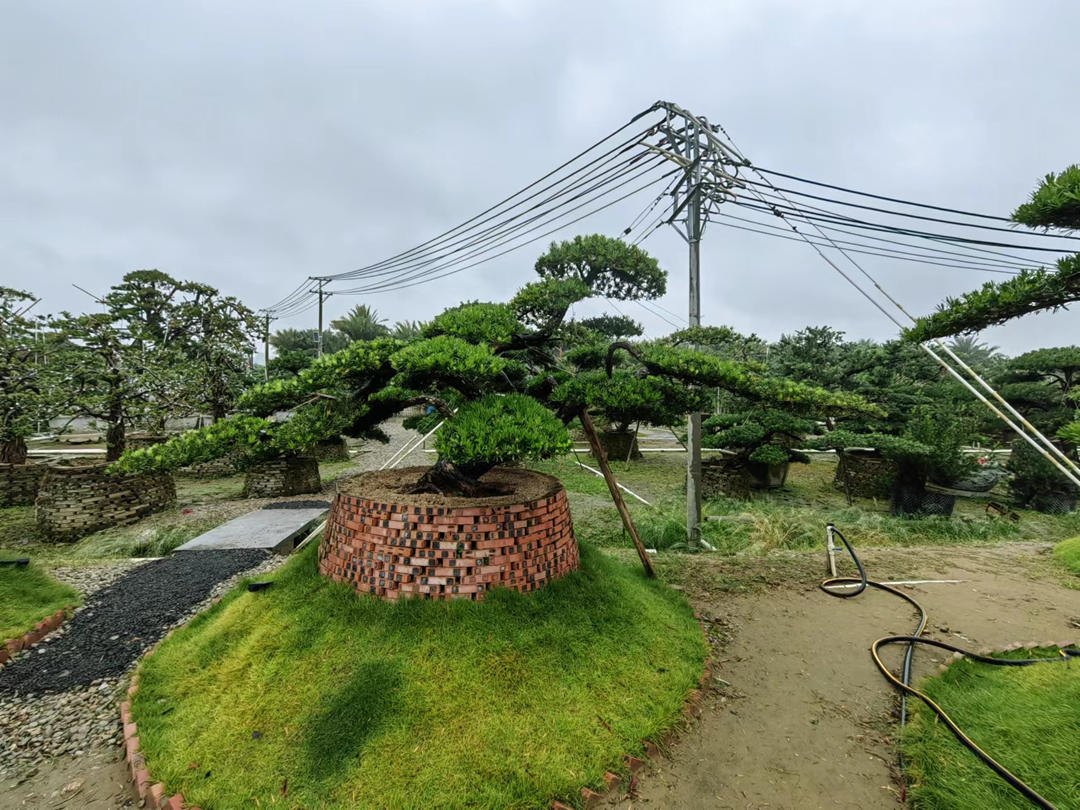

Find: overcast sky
4;1;1079;355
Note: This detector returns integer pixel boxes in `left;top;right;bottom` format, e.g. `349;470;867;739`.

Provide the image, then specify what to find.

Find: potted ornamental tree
701;407;815;496
117;235;873;596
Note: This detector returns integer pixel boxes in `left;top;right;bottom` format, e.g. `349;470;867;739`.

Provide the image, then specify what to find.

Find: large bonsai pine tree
115;235;873;495
905;166;1080;450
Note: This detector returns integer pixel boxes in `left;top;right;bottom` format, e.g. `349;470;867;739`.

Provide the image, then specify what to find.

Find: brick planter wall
702;460;750;500
311;436;350;462
0;461;47;507
241;455;321;498
833;451;898;499
178;451;243;478
319;469;578;601
35;465;177;542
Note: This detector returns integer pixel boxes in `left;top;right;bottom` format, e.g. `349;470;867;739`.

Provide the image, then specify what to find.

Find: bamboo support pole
579;409;655;578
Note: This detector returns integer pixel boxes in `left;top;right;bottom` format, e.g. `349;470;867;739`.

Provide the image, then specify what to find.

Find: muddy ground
619;542;1080;809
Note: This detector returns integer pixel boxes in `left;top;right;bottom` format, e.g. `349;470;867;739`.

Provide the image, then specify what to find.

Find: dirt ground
0;748;134;809
618;542;1080;809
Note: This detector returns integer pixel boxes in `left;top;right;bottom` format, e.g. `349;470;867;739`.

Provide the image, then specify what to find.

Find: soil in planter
336;465;559;508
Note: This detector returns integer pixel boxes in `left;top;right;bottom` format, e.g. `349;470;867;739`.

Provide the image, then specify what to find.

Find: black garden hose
820;524;1080;809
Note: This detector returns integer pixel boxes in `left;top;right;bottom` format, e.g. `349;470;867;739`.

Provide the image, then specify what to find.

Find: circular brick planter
0;461;48;507
35;464;176;542
241;455;321;498
319;466;579;601
311;436;351;462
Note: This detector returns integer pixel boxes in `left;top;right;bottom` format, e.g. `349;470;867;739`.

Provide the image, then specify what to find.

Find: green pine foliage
434;394;572;466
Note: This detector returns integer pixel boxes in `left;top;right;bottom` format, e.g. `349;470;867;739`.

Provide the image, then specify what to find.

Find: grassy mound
903;647;1080;809
1054;535;1080;575
132;542;705;809
0;557;80;640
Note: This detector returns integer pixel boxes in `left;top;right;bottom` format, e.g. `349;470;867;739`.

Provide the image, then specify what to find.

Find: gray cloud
3;0;1078;352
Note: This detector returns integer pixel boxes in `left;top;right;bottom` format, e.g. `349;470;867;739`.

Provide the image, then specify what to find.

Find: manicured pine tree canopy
114;236;875;496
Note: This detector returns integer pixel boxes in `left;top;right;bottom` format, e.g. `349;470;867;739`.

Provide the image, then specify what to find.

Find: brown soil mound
335;465;561;508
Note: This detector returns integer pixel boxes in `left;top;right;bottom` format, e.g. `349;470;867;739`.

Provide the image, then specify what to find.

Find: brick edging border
554;614;716;809
0;606;75;668
121;629;198;810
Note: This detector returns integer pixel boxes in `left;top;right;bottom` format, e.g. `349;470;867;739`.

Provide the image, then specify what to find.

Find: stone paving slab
175;506;328;553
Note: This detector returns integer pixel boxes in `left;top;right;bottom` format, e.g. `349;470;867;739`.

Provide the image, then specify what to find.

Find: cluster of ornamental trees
1;271;261;462
114;235;875;496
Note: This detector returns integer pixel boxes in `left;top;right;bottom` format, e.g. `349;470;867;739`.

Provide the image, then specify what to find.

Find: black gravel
262;500;330;510
0;549;269;696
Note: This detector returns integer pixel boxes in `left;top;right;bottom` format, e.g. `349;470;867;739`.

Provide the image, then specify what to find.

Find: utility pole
263;313;272;381
316;279;325;358
685;119;704;549
653;104;740;548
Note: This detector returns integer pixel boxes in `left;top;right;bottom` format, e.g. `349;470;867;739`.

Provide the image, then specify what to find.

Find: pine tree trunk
0;437;27;464
409;458;498;496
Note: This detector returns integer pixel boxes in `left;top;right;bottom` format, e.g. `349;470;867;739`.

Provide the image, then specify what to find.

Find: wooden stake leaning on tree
579;408;655;578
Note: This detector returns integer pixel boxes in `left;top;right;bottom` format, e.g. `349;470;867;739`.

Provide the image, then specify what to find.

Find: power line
729;196;1077;255
332;166;678;295
711;212;1022;275
752;166;1016;223
317;116;664;282
740;177;1080;242
327;150;666;286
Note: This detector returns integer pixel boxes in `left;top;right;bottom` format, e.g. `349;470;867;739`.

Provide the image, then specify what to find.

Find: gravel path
0;419;427;787
0;551;284;779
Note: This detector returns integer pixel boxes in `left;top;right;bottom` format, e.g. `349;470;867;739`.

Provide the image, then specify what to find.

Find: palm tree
391;320;423;340
947;335;1002;369
330;304;390;342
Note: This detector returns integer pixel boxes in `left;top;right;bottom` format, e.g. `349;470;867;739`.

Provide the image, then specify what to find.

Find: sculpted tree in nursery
50;270;260;460
0;288;52;463
905;165;1080;456
115;235;873;497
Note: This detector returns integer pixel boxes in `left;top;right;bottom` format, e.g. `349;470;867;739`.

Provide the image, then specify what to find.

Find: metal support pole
263;314;271;382
316;280;325;358
686;122;703;548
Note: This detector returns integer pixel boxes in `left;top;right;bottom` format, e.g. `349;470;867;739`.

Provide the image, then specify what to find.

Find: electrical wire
821;525;1079;809
740;177;1080;242
319;117;664;282
330;148;657;284
331;166;678;295
710;213;1022;275
730;196;1076;255
753;166;1016;223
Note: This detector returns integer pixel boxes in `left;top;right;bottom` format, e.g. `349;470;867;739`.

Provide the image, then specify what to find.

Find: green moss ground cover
0;555;81;640
131;542;705;809
903;647;1080;809
1054;536;1080;575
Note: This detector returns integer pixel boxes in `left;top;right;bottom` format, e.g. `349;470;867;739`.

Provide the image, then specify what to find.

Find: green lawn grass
0;556;81;640
1054;536;1080;575
903;647;1080;809
131;542;705;809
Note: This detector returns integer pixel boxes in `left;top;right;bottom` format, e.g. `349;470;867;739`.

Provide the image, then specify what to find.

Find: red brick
581;787;603;807
134;768;151;798
148;782;166;808
623;755;646;772
123;721;138;740
164;795;185;810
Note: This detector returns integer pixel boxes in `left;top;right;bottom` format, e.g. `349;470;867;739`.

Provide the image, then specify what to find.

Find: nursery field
530;452;1080;554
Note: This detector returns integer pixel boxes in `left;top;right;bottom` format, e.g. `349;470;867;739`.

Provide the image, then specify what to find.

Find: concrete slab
175;505;328;554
